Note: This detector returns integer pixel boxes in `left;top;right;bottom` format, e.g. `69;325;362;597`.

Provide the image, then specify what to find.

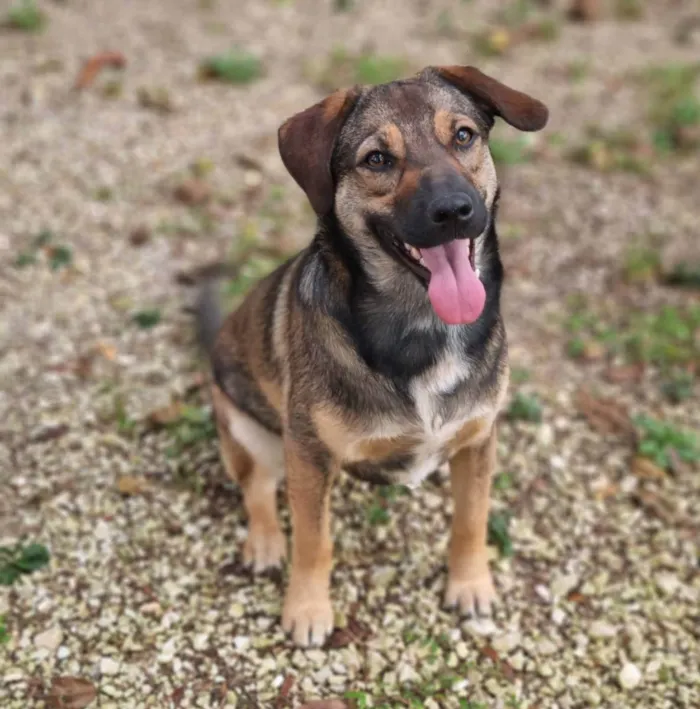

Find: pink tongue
419;240;486;325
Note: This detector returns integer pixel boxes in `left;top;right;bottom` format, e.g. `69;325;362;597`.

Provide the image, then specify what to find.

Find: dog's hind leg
212;385;287;572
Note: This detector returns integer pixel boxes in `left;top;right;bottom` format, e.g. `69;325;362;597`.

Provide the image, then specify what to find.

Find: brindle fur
199;66;548;646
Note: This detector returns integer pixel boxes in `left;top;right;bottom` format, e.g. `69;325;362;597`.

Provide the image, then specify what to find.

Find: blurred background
1;1;699;708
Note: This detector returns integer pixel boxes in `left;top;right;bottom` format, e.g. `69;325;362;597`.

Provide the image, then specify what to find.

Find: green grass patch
132;308;162;329
0;615;9;645
311;47;407;91
489;136;532;165
164;405;217;456
507;392;542;422
622;245;660;284
200;48;263;84
14;229;73;271
6;0;46;32
660;370;694;404
569;127;652;174
644;63;700;153
493;471;515;491
663;262;700;289
488;511;514;557
564;300;700;372
0;543;50;586
635;415;699;471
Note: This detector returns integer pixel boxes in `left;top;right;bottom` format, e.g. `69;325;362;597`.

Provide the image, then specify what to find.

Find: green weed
165;405;217;456
644;63;700;153
570;127;651;174
311;47;407;91
507;393;542;422
488;511;513;557
489;136;532;165
0;543;50;586
615;0;645;20
132;308;162;329
660;371;694;404
7;0;45;32
200;48;263;84
635;415;699;471
623;245;660;284
0;615;9;644
493;471;515;491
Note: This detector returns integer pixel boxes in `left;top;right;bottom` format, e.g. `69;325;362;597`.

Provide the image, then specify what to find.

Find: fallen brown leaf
117;475;148;496
631;456;666;481
74;51;126;90
47;676;97;709
593;482;619;501
173;178;210;206
575;388;637;441
147;401;184;426
31;423;70;444
631;490;677;524
275;674;295;708
568;0;600;21
129;226;151;247
298;702;348;709
480;644;516;682
604;363;645;384
95;342;117;361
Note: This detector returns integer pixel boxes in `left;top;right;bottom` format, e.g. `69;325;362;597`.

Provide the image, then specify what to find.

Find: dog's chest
345;349;492;488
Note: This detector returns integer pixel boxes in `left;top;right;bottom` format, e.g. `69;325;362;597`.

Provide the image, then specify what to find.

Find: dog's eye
364;151;392;170
455;127;475;147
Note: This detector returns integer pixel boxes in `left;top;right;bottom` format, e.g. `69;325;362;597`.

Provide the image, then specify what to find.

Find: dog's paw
282;592;334;647
243;527;287;573
444;570;497;617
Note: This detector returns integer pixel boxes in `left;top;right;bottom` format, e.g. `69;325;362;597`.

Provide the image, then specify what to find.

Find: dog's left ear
433;65;548;132
278;87;361;216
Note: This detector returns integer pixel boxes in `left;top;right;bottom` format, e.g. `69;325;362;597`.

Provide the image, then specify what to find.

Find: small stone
537;423;554;446
193;633;209;651
139;602;163;617
230;603;244;618
655;573;680;596
535;584;552;603
455;641;469;659
619;662;642;690
537;638;558;656
34;626;63;651
57;646;70;660
551;573;579;599
551;607;566;626
100;657;120;676
590;620;617;638
173;178;210;206
371;566;397;588
398;663;420;684
492;631;521;654
129;226;151;246
367;650;385;679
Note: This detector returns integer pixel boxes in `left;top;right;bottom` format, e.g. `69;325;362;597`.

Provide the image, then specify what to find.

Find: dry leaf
129;226;151;247
75;52;126;90
568;0;600;21
604;363;645;384
593;482;619;501
575;388;636;441
631;490;677;524
31;423;70;444
47;676;97;709
298;702;348;709
631;456;666;481
95;342;117;361
173;179;211;206
117;475;148;496
480;644;516;682
148;401;184;426
275;674;295;708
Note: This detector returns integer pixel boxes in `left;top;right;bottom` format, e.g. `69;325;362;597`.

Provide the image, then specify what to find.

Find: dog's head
278;66;548;325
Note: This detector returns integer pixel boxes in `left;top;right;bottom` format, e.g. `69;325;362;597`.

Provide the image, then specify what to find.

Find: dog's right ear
278;87;361;217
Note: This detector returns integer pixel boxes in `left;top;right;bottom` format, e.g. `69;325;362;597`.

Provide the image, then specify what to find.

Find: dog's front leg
282;440;335;646
445;427;497;617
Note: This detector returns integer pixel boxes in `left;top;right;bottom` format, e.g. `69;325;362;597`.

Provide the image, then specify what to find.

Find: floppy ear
278;87;361;216
433;65;548;132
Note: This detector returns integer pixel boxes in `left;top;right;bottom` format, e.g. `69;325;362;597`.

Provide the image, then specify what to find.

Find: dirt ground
1;1;699;708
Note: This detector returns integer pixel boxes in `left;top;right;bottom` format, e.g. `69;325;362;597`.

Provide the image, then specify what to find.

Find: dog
195;65;548;647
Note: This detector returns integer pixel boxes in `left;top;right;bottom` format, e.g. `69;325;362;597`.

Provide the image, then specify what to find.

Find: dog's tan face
279;66;548;325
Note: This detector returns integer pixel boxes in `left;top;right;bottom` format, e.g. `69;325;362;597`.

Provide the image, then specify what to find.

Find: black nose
429;193;474;225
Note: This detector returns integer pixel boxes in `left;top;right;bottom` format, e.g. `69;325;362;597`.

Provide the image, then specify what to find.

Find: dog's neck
304;211;504;381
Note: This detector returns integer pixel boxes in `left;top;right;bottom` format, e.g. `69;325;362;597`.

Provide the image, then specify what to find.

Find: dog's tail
194;278;223;360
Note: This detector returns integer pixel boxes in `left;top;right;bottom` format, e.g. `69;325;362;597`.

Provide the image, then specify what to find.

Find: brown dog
195;66;548;646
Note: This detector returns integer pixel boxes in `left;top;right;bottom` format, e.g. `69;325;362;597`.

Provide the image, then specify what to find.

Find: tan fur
445;426;497;615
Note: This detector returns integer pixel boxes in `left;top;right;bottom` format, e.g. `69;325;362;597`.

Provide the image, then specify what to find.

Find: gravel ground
1;1;699;707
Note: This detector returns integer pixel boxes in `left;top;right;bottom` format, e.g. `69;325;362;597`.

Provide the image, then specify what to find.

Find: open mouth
390;237;477;286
